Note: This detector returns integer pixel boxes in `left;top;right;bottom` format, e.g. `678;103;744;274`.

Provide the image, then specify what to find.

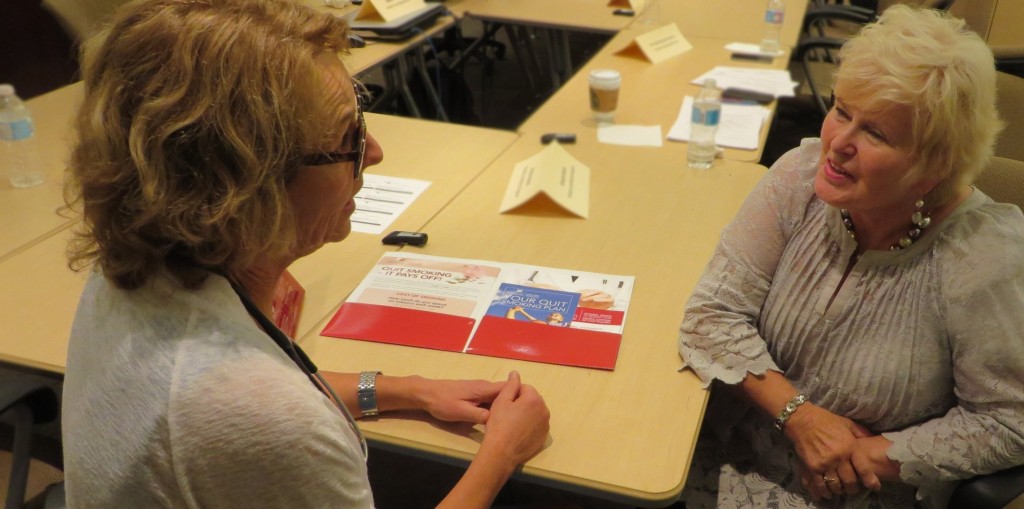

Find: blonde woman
679;6;1023;508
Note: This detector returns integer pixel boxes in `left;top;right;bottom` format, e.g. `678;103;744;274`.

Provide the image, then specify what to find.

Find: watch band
357;371;382;417
773;393;808;432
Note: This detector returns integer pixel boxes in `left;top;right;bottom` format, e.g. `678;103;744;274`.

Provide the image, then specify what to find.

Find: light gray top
678;139;1024;508
63;270;374;508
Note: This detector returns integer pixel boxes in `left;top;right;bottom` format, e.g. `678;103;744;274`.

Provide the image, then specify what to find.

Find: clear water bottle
760;0;785;55
687;79;721;170
0;84;44;189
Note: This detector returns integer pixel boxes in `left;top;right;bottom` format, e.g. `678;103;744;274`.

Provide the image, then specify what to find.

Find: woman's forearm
319;372;428;417
735;369;801;419
435;445;516;509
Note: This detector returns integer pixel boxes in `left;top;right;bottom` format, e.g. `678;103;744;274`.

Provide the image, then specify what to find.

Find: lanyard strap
227;276;369;458
227;277;324;394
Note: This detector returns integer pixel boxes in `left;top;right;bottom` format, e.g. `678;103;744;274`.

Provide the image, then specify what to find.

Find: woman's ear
914;176;941;197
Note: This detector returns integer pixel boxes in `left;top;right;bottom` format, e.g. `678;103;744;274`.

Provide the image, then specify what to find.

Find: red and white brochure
321;253;634;370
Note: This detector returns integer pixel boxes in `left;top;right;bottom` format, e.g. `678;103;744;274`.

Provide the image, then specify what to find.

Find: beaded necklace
839;202;932;251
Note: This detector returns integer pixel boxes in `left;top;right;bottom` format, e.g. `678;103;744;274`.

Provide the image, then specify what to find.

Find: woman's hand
785;403;875;498
852;435;900;485
414;377;505;425
798;460;835;502
436;371;549;509
479;371;550;466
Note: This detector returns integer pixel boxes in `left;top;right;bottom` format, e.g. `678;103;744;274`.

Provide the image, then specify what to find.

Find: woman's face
814;83;930;218
287;53;384;258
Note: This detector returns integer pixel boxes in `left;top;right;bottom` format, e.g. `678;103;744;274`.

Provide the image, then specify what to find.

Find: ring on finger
822;474;839;484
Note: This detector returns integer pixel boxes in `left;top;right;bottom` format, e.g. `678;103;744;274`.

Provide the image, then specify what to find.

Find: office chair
796;0;960;118
995;71;1024;162
794;1;1024;124
803;0;955;39
794;36;844;118
949;464;1024;509
974;156;1024;210
0;379;63;509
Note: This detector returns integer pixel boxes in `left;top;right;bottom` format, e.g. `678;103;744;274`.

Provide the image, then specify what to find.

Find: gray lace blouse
678;139;1024;508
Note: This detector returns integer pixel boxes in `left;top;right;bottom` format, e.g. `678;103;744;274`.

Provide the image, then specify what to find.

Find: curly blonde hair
66;0;350;289
835;5;1003;206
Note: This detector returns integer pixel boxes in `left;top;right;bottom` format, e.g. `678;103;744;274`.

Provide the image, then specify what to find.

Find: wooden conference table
3;3;772;501
454;0;808;46
299;134;767;505
0;10;464;266
453;0;632;34
518;30;792;163
0;83;520;373
0;85;82;263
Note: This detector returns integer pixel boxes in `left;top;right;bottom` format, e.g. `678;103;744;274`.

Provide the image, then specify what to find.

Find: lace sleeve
678;139;821;387
884;204;1024;499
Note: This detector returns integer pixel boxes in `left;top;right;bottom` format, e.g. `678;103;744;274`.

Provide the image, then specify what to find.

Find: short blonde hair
67;0;350;289
835;5;1003;205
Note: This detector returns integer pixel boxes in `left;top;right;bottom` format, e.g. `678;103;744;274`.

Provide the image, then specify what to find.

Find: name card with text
499;142;590;219
355;0;426;22
614;23;691;64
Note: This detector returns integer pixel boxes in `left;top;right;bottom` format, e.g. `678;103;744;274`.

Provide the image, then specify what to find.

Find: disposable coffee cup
588;69;621;122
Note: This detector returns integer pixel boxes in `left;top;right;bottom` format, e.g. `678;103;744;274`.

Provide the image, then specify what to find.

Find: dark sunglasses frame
299;84;368;179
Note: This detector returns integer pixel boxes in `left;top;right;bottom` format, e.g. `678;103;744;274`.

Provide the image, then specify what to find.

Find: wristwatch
357;371;382;417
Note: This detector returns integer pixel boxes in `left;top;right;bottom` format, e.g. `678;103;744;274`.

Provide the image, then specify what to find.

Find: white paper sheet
691;66;797;98
597;124;664;147
351;174;431;234
667;96;771;150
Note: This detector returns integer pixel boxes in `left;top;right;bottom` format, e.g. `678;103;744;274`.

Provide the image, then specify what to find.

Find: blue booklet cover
485;283;581;328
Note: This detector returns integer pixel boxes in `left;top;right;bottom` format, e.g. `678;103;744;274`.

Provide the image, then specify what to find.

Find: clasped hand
785;404;899;501
417;372;550;465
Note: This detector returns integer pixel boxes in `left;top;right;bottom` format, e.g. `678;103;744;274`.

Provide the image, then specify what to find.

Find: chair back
974;156;1024;210
0;380;61;509
995;71;1024;162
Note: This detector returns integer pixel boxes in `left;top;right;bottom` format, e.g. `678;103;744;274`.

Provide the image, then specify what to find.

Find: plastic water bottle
687;79;721;170
0;84;44;189
760;0;785;55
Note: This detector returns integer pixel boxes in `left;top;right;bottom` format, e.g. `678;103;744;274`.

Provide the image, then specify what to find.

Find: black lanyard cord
214;272;368;458
227;277;326;396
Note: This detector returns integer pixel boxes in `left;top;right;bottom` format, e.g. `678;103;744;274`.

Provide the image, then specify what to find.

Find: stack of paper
667;96;771;151
724;42;784;59
691;66;798;98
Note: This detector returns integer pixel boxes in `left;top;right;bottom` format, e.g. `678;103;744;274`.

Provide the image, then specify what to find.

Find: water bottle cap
0;84;14;96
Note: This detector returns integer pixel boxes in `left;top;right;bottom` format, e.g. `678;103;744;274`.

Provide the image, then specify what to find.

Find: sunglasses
299;84;368;179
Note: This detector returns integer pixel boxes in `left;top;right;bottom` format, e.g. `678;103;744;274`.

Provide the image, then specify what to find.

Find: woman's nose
830;125;856;155
362;132;384;170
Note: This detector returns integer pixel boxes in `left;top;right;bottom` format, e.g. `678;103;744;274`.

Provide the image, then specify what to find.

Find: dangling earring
895;198;931;249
